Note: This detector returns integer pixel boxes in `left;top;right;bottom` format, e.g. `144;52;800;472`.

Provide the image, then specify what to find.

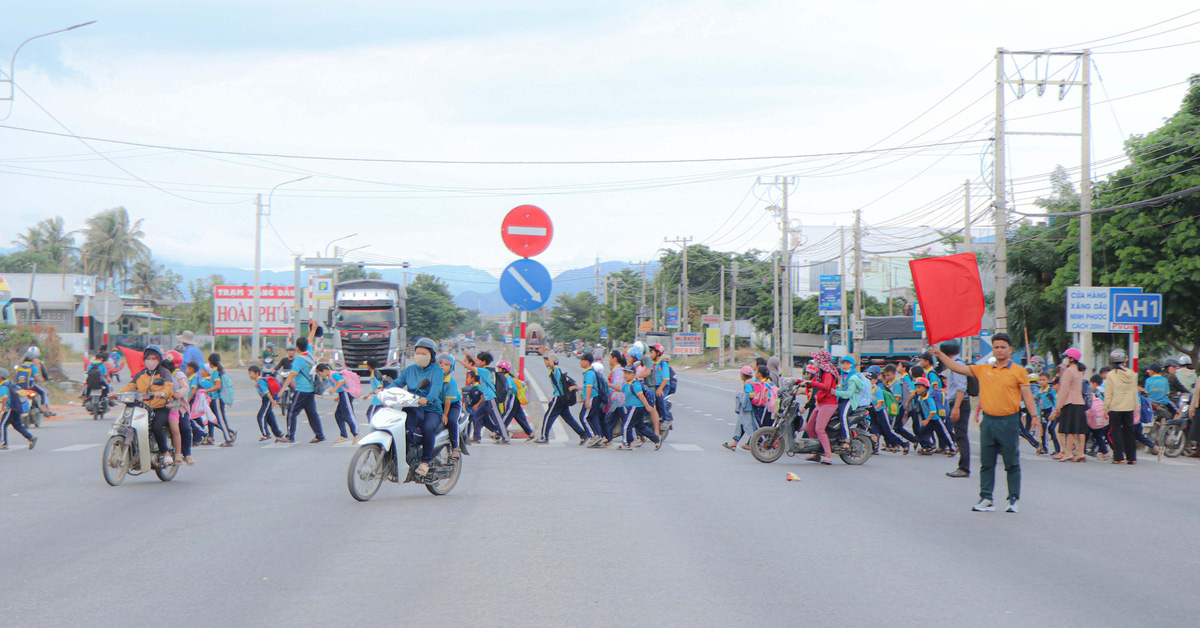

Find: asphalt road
2;358;1198;627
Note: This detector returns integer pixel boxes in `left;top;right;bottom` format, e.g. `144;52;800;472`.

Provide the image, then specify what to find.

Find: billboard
212;285;296;336
673;332;702;356
819;275;842;316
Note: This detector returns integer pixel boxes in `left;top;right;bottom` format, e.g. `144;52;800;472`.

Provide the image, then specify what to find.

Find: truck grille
342;338;390;367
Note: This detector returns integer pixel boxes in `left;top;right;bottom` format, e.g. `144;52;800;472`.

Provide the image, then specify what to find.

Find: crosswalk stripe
668;443;703;451
261;442;296;449
52;444;100;452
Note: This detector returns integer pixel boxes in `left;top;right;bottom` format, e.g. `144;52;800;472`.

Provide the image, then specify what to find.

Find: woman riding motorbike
117;345;176;467
386;337;444;477
802;350;841;465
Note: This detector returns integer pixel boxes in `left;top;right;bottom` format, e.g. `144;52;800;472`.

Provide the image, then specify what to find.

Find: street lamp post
2;21;96;101
252;176;312;362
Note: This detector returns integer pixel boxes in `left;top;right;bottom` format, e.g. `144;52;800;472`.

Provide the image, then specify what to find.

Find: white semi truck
327;280;407;379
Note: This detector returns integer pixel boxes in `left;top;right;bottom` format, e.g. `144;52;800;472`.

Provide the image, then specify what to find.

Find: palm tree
38;216;79;270
130;259;164;298
13;224;45;253
83;207;149;291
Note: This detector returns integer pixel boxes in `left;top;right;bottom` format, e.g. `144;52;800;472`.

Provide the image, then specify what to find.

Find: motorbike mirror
314;325;325;338
417;378;431;390
152;377;166;386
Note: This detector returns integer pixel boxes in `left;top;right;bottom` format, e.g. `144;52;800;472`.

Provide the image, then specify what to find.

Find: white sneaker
1005;498;1019;513
971;498;995;512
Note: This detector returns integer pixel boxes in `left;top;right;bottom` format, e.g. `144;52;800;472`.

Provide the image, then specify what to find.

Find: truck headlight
332;351;343;366
388;349;399;364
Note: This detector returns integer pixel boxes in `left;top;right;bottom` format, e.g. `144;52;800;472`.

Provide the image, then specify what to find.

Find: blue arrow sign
1111;292;1162;326
500;259;553;311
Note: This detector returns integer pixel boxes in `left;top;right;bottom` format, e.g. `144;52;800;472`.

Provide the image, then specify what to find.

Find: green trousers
979;412;1021;501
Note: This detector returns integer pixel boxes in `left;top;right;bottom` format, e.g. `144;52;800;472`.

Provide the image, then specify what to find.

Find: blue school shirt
916;394;938;421
256;378;272;399
477;367;497;401
368;375;383;406
443;374;461;406
330;372;346;394
1145;375;1171;405
623;381;645;408
291;352;315;394
872;385;887;414
1036;386;1056;411
653;360;670;389
583;369;599;400
89;360;109;378
551;366;565;396
926;370;942;390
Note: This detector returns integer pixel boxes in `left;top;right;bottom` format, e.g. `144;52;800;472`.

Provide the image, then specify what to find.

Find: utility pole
963;179;973;361
719;265;725;367
853;209;863;365
839;227;848;353
292;255;301;342
731;260;739;363
664;237;693;332
780;178;792;376
252;194;263;361
594;256;600;303
772;251;780;356
1080;50;1094;368
993;48;1008;335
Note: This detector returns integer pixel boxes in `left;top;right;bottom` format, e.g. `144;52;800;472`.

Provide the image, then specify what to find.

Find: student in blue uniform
0;368;37;450
282;335;325;444
248;365;284;441
537;354;587;444
325;366;360;443
437;354;462;460
364;360;385;421
618;366;662;451
460;351;510;444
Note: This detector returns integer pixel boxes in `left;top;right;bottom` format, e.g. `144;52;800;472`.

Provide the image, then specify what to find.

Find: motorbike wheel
102;435;130;486
348;444;385;502
25;407;42;428
749;426;785;464
840;435;873;465
156;458;179;481
1161;424;1187;458
426;445;461;496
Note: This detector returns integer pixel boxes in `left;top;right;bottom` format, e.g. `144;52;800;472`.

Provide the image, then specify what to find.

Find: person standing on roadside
179;331;207;377
940;342;972;478
1105;349;1140;464
1049;348;1088;463
932;333;1037;514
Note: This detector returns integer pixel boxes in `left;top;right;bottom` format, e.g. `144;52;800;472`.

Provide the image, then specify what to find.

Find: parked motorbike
347;382;468;501
83;387;110;420
17;389;44;428
749;404;873;465
101;389;178;486
1160;392;1194;458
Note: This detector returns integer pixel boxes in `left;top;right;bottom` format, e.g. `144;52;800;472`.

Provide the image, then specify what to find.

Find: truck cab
327;280;406;379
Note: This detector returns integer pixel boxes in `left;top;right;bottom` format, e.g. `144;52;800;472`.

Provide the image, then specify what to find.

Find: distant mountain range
163;260;640;315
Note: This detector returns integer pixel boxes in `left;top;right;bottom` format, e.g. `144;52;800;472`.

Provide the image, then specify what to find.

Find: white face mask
145;359;160;371
414;353;431;368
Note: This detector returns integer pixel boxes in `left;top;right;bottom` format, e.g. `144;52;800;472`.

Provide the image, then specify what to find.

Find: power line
1048;8;1200;49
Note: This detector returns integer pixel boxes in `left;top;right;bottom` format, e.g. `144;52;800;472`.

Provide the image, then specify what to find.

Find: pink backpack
1086;396;1108;429
338;369;363;397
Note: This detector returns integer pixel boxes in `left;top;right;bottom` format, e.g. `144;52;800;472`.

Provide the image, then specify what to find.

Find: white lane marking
261;442;296;449
726;422;735;426
678;377;739;393
703;413;714;417
669;443;703;451
526;369;569;443
53;444;100;452
332;441;358;448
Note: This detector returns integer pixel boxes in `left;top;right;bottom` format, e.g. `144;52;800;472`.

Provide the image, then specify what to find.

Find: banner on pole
212;286;296;336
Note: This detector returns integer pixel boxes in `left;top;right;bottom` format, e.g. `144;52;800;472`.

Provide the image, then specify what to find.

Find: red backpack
265;375;282;398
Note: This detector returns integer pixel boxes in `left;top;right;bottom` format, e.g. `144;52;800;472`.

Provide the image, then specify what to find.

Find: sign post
501;205;554;383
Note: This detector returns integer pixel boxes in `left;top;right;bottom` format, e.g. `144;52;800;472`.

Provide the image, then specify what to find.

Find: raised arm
930;346;972;376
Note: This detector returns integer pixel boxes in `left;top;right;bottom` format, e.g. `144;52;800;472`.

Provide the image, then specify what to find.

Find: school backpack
751;381;769;406
337;369;362;397
880;385;901;416
86;363;106;390
766;381;779;413
590;370;610;406
665;363;678;395
265;375;282;399
1086;396;1108;429
930;389;947;418
14;363;35;388
514;377;529;405
490;368;508;402
560;372;579;406
219;371;235;404
1137;394;1155;424
1081;379;1094;410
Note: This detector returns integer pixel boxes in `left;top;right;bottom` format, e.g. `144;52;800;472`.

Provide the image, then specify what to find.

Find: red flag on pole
908;253;985;345
117;345;144;377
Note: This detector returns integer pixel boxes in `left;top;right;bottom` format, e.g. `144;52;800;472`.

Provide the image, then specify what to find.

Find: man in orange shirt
932;333;1038;514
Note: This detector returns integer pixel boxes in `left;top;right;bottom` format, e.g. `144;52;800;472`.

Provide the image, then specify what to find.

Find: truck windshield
336;308;397;330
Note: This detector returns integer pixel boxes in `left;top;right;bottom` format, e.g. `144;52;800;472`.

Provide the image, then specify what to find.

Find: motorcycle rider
803;350;841;465
163;350;196;466
387;338;444;477
15;347;55;416
1175;355;1197;392
261;341;277;362
1;367;38;450
117;346;175;466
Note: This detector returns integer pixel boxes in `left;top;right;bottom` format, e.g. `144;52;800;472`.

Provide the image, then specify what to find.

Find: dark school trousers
1108;410;1137;462
257;397;283;438
979;412;1021;502
287;391;324;440
1;409;34;446
541;396;586;440
952;397;971;473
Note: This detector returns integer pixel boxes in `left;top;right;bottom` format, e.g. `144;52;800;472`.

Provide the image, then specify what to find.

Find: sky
1;1;1198;282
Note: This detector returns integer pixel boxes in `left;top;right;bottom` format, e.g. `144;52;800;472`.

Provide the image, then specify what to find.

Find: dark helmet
143;345;164;360
414;337;438;355
1164;358;1180;368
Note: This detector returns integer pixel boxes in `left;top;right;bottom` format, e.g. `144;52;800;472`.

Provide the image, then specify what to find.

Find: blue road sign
500;259;553;311
818;275;842;316
1111;292;1162;326
599;325;608;340
665;307;680;329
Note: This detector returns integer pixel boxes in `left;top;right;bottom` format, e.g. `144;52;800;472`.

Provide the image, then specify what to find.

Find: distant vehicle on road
327;280;407;379
525;322;547;355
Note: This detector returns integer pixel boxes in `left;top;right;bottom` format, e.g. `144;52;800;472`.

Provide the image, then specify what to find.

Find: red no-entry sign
501;205;554;258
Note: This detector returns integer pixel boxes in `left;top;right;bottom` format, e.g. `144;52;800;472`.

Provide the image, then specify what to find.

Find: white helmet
1179;355;1192;366
24;346;41;359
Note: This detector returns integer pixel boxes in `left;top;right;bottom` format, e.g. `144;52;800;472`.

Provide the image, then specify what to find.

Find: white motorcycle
347;383;468;501
101;390;178;486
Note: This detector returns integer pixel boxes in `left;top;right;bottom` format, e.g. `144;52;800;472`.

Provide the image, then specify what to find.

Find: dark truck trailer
858;316;925;362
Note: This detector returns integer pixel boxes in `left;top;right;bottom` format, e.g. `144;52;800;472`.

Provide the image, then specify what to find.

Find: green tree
546;291;601;342
0;250;57;273
130;259;165;298
337;265;383;281
82;207;149;291
406;274;463;340
171;274;225;333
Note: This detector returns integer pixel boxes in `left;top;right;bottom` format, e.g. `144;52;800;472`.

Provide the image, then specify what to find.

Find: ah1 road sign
501;205;554;258
1111;292;1162;326
500;259;553;311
